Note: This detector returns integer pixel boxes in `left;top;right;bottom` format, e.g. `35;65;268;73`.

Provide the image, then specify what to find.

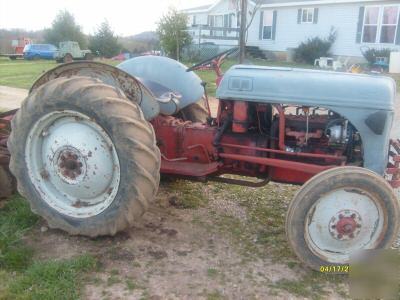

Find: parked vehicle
23;44;57;60
54;41;93;63
0;52;399;272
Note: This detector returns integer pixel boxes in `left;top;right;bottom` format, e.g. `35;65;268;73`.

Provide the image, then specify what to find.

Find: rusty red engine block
152;100;361;185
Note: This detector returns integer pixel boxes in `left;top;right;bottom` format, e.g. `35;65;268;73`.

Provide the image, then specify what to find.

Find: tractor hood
218;65;397;175
217;65;396;111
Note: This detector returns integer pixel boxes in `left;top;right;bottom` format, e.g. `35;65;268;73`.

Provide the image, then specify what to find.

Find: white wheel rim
26;110;120;218
305;188;385;264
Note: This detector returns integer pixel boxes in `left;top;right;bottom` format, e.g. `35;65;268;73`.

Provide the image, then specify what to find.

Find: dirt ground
24;182;347;300
0;85;27;111
1;87;399;299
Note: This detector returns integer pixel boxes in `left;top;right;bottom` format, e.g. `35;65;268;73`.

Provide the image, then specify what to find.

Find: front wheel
8;76;161;237
286;167;400;271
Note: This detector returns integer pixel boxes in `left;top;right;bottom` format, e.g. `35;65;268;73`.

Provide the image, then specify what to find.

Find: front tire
8;76;161;237
286;167;400;271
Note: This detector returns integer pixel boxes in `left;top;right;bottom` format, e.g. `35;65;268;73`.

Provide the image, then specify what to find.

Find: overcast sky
0;0;214;36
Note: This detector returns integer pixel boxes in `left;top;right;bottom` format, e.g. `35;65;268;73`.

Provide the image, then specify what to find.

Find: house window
363;5;399;44
192;15;197;26
381;6;399;43
301;8;314;23
263;10;273;40
363;7;380;42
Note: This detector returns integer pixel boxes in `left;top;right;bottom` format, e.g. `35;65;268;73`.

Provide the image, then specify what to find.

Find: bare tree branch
245;0;262;42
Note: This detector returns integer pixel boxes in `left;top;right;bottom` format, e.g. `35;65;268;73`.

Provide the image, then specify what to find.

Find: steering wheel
186;47;238;72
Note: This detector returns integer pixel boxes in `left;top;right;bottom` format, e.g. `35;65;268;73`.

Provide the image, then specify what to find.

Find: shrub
294;29;337;64
361;47;392;65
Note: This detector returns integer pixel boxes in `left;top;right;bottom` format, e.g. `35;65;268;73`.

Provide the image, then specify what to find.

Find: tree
157;8;192;60
89;21;121;58
44;10;87;48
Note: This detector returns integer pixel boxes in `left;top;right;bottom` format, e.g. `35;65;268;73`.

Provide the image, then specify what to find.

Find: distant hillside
119;31;159;54
129;31;158;42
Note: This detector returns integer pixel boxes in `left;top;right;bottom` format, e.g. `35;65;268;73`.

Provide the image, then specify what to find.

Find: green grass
0;57;119;90
1;255;97;300
206;268;219;278
166;180;208;209
0;58;56;89
0;195;98;299
0;195;38;270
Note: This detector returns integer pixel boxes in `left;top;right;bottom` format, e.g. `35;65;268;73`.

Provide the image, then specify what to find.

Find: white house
182;0;400;59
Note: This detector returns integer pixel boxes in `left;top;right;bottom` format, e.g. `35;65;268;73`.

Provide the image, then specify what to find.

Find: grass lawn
0;58;56;89
0;57;119;90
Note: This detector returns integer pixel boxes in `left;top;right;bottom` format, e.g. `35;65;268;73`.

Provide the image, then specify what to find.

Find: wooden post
239;0;247;63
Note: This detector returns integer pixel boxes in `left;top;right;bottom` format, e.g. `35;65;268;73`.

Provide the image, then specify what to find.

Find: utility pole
239;0;247;63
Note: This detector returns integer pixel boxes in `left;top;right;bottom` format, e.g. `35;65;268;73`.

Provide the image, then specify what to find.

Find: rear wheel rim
304;187;385;264
25;110;120;218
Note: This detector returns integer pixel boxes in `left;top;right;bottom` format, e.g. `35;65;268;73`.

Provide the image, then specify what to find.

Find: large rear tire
8;76;161;237
286;167;400;271
0;165;15;199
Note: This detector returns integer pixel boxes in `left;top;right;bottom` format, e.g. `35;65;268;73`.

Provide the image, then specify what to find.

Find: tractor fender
30;61;160;120
117;56;204;113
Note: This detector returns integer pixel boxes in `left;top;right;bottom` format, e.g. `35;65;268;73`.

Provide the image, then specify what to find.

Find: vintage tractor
0;53;399;271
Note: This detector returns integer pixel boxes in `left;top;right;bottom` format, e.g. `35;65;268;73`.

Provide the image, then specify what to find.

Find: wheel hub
329;210;362;240
56;148;86;183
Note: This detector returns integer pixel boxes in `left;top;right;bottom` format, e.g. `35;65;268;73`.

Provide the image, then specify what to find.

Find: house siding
184;0;400;58
248;1;400;57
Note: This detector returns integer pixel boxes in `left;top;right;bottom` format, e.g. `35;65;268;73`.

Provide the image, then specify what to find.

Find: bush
294;29;337;64
361;47;392;65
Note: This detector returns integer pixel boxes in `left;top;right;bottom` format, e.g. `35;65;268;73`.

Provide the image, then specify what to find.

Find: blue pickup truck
23;44;58;60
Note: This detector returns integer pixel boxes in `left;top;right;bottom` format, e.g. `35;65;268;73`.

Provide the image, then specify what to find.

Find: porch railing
186;25;240;41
